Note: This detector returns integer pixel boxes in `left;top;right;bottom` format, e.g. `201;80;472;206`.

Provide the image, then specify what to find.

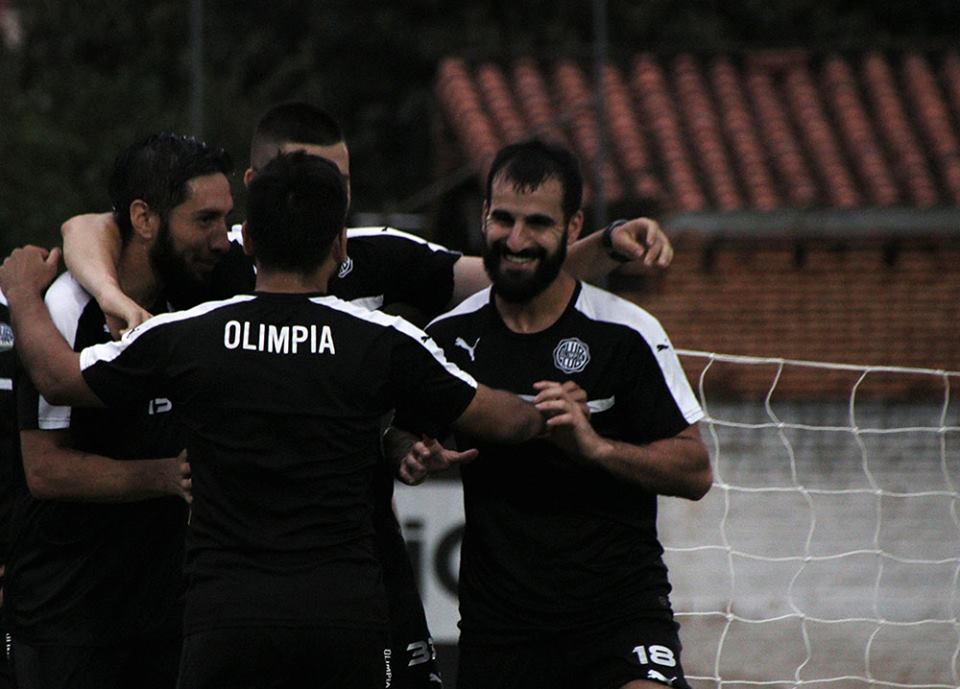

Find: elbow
24;465;59;500
684;452;714;502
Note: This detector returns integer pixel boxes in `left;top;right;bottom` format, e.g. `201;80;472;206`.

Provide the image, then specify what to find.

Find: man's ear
330;228;348;264
566;209;584;245
243;167;256;189
480;201;490;238
129;200;159;242
240;221;254;257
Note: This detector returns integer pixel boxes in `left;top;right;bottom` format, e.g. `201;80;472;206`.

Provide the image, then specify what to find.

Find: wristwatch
601;219;632;263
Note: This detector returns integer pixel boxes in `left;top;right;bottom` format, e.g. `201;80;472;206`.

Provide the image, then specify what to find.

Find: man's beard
481;230;567;303
149;221;208;297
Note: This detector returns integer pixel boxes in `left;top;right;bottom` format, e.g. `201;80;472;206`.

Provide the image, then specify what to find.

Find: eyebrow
489;208;557;226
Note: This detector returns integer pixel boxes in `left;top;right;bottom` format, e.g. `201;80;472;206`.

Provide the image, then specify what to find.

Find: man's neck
495;271;577;334
116;244;161;309
254;261;337;294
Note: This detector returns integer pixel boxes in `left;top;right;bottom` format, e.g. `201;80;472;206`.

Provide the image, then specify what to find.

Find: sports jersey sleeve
385;321;477;438
343;228;460;316
619;331;703;444
78;320;171;408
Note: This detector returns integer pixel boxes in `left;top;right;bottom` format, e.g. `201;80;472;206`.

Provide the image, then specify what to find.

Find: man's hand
532;380;607;460
397;435;479;486
101;286;153;338
160;449;192;504
610;218;673;269
0;245;62;298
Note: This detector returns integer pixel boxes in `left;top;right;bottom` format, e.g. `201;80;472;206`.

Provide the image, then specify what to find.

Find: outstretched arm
448;217;673;305
0;246;100;406
61;212;152;333
21;431;191;504
534;380;712;500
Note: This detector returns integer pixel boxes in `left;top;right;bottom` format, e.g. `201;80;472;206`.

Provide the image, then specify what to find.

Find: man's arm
452;384;545;444
0;246;100;406
565;217;673;281
21;430;191;503
534;380;712;500
61;212;152;332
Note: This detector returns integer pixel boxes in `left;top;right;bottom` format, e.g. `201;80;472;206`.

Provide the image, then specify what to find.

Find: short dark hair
109;132;233;242
485;138;583;221
249;102;344;171
245;151;348;274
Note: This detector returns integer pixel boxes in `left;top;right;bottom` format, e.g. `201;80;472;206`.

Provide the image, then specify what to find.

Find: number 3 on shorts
633;645;677;667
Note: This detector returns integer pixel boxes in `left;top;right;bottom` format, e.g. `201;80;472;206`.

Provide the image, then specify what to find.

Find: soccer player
4;133;226;689
393;139;713;689
58;101;676;687
0;151;552;689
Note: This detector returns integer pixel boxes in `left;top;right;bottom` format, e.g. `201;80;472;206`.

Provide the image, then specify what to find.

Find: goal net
664;350;960;688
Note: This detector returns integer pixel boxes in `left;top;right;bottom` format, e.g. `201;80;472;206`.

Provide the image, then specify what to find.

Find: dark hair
485;138;583;221
245;151;348;274
249;102;344;171
109;132;233;241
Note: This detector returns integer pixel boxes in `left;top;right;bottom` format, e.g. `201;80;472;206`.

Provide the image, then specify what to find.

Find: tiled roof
435;50;960;211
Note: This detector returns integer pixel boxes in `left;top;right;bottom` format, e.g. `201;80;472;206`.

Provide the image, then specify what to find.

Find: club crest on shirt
337;256;354;279
0;322;13;352
553;337;590;374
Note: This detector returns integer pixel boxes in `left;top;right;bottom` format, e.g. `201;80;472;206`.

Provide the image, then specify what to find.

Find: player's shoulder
426;287;491;331
44;271;94;334
573;282;671;346
121;294;256;343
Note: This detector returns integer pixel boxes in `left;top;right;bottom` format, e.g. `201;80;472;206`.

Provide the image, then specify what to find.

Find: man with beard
58;102;676;689
393;139;713;689
5;133;225;689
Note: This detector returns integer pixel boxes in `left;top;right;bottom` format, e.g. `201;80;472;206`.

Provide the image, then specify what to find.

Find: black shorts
178;625;389;689
456;617;691;689
11;633;180;689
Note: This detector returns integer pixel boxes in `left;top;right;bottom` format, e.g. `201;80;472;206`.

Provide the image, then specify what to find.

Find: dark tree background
1;0;958;255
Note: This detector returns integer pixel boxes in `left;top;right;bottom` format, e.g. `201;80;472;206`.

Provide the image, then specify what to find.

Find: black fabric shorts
456;617;691;689
177;625;389;689
11;633;180;689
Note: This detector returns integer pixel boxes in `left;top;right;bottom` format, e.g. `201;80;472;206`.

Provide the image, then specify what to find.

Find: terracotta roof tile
435;50;960;211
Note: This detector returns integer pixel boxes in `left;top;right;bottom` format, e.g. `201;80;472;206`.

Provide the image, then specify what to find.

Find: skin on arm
0;246;101;407
61;212;152;333
384;428;478;486
533;380;712;500
21;431;191;504
451;383;545;445
448;217;673;306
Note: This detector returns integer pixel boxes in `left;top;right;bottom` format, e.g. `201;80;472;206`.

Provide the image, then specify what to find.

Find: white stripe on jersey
78;294;257;371
39;273;96;429
426;287;491;329
573;283;703;425
310;295;478;389
0;378;11;391
519;393;615;414
0;288;6;306
344;226;454;254
231;224;454;255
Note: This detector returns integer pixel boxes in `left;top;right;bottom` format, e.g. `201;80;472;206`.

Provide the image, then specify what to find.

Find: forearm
449;256;491;306
454;385;545;444
565;228;623;282
61;212;122;304
383;426;417;472
23;438;183;502
586;426;712;500
5;286;97;406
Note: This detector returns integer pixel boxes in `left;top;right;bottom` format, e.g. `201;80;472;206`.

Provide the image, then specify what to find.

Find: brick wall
613;234;960;400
